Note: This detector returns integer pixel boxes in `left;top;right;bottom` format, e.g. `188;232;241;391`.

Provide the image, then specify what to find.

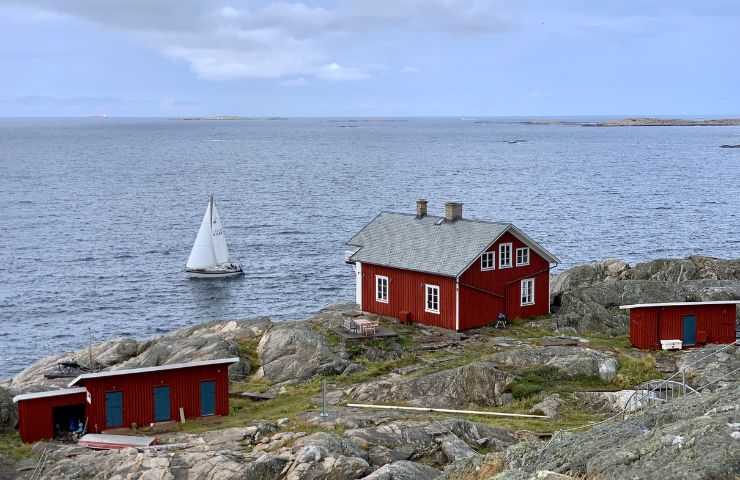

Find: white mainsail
186;197;218;269
210;201;230;264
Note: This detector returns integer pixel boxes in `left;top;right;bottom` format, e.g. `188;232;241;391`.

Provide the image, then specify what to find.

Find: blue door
682;315;697;346
200;381;216;416
153;386;171;422
105;391;123;428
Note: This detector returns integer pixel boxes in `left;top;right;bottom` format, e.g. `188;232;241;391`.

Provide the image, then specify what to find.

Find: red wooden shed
347;201;559;330
620;301;739;349
13;357;238;443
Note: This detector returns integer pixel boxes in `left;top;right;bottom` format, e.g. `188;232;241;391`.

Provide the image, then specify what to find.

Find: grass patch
180;380;323;434
237;337;261;369
0;432;33;461
613;354;659;388
508;367;612;400
504;316;554;339
338;354;418;385
581;335;632;351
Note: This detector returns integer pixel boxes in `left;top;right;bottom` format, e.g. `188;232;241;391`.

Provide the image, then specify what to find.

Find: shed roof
13;387;88;403
347;212;559;277
68;357;240;387
619;300;740;310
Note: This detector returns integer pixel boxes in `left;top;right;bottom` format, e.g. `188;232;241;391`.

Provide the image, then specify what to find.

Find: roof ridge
381;210;510;226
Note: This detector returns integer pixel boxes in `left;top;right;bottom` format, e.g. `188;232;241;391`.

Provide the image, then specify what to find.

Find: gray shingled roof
348;212;558;277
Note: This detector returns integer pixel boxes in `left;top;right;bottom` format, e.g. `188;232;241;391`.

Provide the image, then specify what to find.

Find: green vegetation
0;432;33;461
237;337;261;370
613;353;659;388
338;354;417;385
500;317;553;339
507;367;612;400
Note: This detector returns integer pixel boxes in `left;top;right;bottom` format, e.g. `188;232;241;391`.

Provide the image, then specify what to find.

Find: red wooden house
13;357;237;443
347;201;559;330
619;301;738;349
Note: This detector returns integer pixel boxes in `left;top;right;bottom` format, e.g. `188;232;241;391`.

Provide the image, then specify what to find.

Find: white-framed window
425;284;440;314
480;251;495;271
516;247;530;266
521;278;535;306
375;275;389;303
499;243;512;269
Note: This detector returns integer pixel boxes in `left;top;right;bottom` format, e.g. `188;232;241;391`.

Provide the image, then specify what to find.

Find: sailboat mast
208;194;218;265
209;194;214;234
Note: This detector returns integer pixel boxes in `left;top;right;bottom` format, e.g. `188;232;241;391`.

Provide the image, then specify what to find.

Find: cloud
0;0;515;81
316;63;369;81
401;65;420;74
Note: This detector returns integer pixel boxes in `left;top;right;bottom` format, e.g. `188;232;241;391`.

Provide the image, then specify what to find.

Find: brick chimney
444;202;463;222
416;199;428;218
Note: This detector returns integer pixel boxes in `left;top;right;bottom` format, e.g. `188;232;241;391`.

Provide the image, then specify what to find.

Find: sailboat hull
186;265;244;279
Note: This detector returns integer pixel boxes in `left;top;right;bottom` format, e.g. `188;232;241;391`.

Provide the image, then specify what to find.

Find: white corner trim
455;280;460;330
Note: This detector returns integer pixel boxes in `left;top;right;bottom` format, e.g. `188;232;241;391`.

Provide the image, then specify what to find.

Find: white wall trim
455;280;460;330
355;262;363;306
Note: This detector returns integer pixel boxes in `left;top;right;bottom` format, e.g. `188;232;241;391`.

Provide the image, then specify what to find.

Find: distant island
591;117;740;127
520;117;740;127
176;116;290;121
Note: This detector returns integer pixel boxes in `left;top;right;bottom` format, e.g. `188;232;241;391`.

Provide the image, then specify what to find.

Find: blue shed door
682;314;697;346
153;386;171;422
105;391;123;428
200;381;216;416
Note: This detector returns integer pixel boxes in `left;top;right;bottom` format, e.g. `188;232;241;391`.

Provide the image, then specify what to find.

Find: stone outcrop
500;384;740;479
360;460;442;479
490;346;618;382
528;394;561;419
257;322;351;383
551;256;740;334
5;318;271;393
347;361;516;408
0;387;16;433
31;418;513;479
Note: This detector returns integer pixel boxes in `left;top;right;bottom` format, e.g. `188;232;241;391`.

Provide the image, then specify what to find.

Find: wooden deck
333;326;398;341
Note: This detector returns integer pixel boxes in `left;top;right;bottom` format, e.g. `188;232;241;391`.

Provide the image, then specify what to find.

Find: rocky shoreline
1;256;738;479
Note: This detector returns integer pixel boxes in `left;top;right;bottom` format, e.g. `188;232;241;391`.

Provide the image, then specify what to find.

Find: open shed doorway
52;404;86;441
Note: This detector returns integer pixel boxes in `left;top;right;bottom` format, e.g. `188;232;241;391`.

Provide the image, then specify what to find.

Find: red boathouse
620;301;739;349
347;201;559;330
13;357;238;443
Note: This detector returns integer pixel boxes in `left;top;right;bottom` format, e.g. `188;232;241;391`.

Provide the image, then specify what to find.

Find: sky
1;1;739;117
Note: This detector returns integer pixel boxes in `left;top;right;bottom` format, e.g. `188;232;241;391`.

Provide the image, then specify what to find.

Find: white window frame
521;278;535;306
480;251;495;271
499;243;512;269
516;247;530;266
425;284;440;314
375;275;389;303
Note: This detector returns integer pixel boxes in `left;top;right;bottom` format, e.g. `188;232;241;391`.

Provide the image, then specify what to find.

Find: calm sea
1;117;739;378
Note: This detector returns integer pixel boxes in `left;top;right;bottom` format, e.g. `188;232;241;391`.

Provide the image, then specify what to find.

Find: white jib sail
186;199;217;269
210;201;231;264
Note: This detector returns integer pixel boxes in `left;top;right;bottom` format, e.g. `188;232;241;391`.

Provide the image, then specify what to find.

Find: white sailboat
186;194;243;278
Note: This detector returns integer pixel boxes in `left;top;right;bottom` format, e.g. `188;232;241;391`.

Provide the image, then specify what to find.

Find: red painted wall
458;231;550;328
81;364;230;433
629;304;737;349
361;263;456;330
17;392;87;443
